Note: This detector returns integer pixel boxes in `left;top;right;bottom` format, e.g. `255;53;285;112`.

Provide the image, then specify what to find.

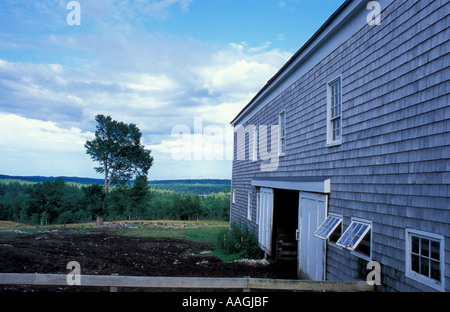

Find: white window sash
247;192;252;221
314;215;342;240
405;229;445;291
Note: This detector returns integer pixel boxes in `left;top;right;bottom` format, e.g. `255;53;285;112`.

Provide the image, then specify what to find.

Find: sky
0;0;345;180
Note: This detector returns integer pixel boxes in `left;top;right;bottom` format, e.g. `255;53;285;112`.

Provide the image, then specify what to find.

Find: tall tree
85;114;154;225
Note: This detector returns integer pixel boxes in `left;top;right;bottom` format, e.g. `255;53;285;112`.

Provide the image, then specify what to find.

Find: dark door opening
271;189;299;262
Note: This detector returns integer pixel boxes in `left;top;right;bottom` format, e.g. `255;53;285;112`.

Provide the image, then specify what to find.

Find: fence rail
0;273;373;292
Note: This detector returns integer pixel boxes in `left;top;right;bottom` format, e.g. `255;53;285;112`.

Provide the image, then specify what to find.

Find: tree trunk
96;215;104;226
97;166;109;227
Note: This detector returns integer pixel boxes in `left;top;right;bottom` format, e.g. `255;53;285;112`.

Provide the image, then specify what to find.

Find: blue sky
0;0;345;180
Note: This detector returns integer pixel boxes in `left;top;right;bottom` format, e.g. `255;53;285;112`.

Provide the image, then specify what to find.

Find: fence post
110;273;118;292
243;276;250;292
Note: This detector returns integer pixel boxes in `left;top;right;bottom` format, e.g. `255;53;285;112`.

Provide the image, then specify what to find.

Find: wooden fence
0;273;373;292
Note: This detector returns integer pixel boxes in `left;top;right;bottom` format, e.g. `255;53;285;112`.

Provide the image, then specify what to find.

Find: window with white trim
256;191;260;225
252;127;258;161
278;110;286;155
314;215;342;243
247;192;252;221
327;77;342;145
336;218;371;259
405;229;445;291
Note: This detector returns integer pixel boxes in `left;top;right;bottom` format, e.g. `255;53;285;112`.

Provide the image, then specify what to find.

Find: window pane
421;238;429;257
430;260;441;282
431;240;440;260
336;228;352;247
411;254;419;273
411;236;419;254
333;118;341;140
337;221;370;250
420;256;429;276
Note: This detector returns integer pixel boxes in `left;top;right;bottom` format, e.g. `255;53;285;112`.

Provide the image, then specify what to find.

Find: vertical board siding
230;0;449;291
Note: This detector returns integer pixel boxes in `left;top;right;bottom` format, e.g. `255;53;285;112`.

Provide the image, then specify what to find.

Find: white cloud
0;113;94;152
0;113;96;177
0;3;293;178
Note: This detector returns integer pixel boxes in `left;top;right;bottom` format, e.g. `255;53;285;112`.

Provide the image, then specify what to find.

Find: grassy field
0;220;34;229
0;220;228;241
111;220;229;244
0;219;243;261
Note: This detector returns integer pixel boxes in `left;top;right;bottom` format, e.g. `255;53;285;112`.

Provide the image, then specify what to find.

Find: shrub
217;223;264;259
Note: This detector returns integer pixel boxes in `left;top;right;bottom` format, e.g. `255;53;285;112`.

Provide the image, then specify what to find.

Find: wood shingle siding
230;0;449;291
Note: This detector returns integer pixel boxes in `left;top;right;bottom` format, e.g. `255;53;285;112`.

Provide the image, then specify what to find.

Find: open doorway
269;189;299;277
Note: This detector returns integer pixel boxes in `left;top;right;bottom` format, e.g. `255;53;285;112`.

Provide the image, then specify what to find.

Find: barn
229;0;449;292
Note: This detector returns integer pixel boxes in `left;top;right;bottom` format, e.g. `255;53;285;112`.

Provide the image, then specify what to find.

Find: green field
0;220;254;262
1;220;227;241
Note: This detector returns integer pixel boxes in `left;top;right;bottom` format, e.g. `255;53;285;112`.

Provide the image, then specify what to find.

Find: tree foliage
0;179;230;225
84;114;154;225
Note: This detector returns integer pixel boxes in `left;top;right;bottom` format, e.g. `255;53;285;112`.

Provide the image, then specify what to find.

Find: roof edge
230;0;356;125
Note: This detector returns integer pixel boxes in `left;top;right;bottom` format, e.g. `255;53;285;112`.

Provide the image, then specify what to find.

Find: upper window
247;192;252;221
405;229;445;291
327;77;342;146
336;218;371;260
252;127;258;162
278;110;286;156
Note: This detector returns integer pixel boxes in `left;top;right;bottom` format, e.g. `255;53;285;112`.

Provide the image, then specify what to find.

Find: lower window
336;218;372;260
405;229;445;291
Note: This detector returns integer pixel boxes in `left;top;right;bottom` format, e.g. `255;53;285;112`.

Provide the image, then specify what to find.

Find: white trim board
251;177;331;194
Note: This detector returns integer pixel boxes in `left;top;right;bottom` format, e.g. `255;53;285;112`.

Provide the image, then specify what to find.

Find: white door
297;191;327;280
258;187;274;255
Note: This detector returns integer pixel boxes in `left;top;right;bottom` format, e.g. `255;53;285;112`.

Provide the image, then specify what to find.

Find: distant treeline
0;178;231;225
0;175;231;194
150;180;230;194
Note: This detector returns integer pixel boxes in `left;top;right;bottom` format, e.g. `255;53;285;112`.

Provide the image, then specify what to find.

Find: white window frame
232;189;235;204
255;191;260;225
252;127;258;162
336;217;372;261
247;191;252;221
278;110;286;156
405;229;445;291
327;76;342;146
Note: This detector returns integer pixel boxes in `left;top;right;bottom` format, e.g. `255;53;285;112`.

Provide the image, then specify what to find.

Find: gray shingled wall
230;0;449;292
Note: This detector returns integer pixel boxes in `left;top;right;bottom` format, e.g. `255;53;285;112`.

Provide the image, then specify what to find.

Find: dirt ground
0;228;297;292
